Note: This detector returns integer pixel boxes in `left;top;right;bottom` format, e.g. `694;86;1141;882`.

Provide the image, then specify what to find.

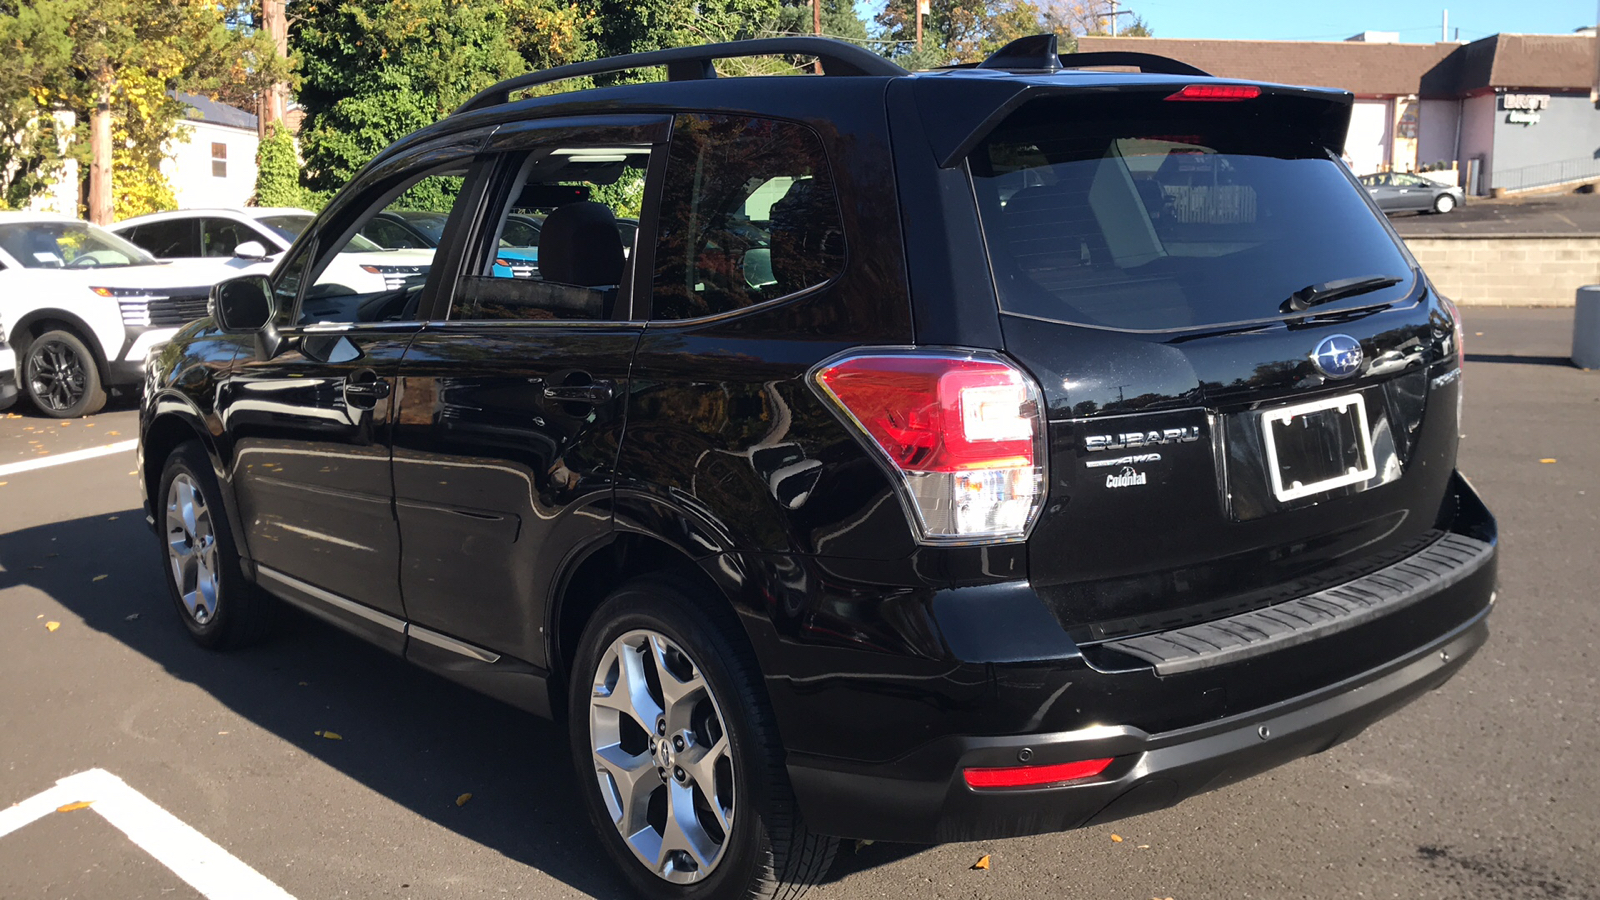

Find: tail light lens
811;350;1046;544
964;757;1114;790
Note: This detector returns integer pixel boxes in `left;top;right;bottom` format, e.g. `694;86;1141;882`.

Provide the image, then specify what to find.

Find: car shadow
0;510;924;895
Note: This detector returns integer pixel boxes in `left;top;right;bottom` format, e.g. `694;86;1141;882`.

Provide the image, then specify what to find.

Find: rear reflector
1166;84;1261;102
811;350;1045;544
964;758;1114;789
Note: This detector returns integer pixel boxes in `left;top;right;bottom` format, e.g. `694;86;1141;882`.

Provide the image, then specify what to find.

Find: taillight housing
1165;83;1261;102
810;349;1046;544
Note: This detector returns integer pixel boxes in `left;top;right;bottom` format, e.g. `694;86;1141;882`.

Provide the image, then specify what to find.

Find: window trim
439;114;673;326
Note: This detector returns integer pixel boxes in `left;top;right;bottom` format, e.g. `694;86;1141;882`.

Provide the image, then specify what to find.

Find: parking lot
1;307;1596;900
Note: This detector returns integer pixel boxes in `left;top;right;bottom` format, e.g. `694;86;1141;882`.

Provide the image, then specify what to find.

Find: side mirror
212;275;275;333
233;240;271;261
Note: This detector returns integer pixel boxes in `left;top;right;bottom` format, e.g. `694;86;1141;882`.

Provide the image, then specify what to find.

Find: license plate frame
1259;392;1377;503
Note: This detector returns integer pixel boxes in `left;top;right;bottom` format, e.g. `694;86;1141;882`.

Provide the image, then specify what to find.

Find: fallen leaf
107;516;118;521
1111;833;1124;842
314;730;342;740
36;615;43;619
1539;458;1557;464
853;839;875;853
218;731;230;735
93;575;108;582
107;431;120;436
45;621;60;632
1137;844;1150;849
124;613;140;621
55;801;93;813
455;793;472;807
971;854;991;870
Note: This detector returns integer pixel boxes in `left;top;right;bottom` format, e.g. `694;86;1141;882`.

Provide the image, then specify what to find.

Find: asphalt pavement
1391;188;1600;236
1;308;1596;900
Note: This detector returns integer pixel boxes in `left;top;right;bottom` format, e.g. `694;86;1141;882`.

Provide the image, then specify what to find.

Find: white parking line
1;768;297;900
0;439;137;478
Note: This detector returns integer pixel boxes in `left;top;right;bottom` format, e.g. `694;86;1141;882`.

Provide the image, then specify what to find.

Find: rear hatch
964;87;1465;649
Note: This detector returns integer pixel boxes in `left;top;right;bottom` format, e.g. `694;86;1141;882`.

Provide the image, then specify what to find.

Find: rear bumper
789;602;1489;842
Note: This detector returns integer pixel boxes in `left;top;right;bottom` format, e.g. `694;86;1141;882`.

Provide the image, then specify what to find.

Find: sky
853;1;1598;43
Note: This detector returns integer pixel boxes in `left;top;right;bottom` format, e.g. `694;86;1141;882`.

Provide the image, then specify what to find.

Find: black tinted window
201;218;256;257
971;97;1414;331
124;219;199;258
650;115;844;321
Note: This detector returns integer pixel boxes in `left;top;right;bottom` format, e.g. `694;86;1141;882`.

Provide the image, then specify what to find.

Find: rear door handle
543;381;614;404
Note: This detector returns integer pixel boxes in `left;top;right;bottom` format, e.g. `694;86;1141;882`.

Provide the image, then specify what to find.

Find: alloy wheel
27;340;87;413
166;473;220;624
589;629;736;884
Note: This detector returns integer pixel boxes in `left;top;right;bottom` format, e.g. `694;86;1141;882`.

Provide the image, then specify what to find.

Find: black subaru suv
139;35;1496;900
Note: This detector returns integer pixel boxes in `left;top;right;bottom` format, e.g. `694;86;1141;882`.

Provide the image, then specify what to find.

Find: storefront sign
1501;93;1551;111
1506;111;1541;125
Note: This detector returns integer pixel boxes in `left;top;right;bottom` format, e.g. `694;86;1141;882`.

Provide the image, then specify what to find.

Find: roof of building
174;92;258;131
1076;35;1455;96
1077;32;1597;98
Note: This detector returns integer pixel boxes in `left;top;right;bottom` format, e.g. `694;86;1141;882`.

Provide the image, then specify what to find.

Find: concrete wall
1491;91;1600;190
1458;93;1498;195
161;120;258;210
1406;235;1600;306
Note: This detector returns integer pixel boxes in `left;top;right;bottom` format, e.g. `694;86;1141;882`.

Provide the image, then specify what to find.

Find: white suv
0;312;16;412
0;213;226;417
110;207;434;295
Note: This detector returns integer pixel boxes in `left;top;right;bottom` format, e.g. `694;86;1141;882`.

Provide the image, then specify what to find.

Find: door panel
390;326;640;665
224;327;416;625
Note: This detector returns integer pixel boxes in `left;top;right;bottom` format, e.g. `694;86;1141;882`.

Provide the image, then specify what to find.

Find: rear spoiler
915;77;1356;169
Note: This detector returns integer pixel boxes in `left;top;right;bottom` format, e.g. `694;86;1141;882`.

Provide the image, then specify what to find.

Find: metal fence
1491;157;1600;193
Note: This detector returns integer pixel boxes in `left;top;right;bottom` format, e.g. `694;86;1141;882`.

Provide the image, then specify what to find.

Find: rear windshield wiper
1282;275;1403;313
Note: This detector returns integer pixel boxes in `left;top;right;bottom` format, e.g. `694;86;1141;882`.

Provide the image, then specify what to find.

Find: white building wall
1417;99;1459;171
161;120;259;209
1346;99;1392;177
1458;92;1498;194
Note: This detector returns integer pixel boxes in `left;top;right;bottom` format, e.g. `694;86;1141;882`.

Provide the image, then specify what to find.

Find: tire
23;329;106;418
157;442;274;650
568;577;837;900
1433;193;1457;214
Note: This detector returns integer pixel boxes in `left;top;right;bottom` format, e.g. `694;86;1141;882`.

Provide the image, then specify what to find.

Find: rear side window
971;96;1414;331
124;219;200;259
650;114;844;321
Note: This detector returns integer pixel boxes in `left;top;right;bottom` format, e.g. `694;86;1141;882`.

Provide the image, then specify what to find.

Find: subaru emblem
1312;334;1363;379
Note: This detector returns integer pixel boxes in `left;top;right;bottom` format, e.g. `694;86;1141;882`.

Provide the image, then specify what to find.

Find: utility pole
1102;0;1132;37
917;0;928;50
812;0;823;74
261;0;289;135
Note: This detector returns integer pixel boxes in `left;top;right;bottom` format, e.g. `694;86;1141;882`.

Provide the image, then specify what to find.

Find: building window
211;142;227;178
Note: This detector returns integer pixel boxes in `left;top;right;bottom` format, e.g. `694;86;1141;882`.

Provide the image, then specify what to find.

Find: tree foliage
0;0;287;216
874;0;1153;65
254;122;304;207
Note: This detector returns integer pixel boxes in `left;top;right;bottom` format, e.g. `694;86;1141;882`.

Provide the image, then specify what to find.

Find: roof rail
455;37;908;115
1057;51;1210;77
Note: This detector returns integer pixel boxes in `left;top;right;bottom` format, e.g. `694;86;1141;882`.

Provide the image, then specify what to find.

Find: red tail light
811;350;1045;544
964;757;1114;789
1166;84;1261;102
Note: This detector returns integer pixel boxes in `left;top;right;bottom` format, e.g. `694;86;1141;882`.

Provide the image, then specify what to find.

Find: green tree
254;122;303;207
875;0;1050;65
0;0;74;209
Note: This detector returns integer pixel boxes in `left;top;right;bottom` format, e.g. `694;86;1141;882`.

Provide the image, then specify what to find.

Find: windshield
396;212;449;243
0;221;156;269
971;96;1414;331
257;214;384;253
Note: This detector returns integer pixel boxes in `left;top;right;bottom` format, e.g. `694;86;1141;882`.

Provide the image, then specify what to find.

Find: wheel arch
143;396;252;568
9;309;113;384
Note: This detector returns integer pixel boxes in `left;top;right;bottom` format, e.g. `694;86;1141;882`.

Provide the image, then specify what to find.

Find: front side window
0;221;156;269
452;144;654;322
294;168;469;325
971;95;1413;331
650;114;844;321
201;218;258;257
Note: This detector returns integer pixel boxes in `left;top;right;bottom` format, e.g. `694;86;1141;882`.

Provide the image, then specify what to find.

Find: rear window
971;96;1414;331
